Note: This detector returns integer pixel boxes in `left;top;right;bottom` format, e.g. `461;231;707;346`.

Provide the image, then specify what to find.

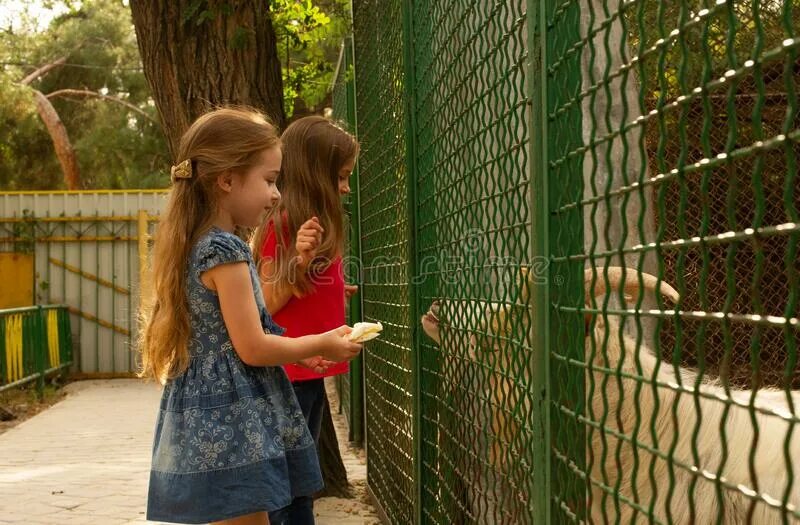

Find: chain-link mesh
347;0;799;522
546;0;800;522
633;3;800;390
332;39;353;434
352;1;415;521
409;2;534;523
332;37;365;444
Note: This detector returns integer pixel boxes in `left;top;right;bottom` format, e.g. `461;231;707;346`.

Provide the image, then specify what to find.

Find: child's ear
216;171;234;193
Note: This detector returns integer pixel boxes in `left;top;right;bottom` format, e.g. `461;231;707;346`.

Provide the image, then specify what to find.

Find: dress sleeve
195;231;252;277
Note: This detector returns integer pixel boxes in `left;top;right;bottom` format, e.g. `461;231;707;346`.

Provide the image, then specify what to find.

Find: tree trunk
579;5;656;275
129;0;286;156
579;5;660;342
315;390;352;499
288;92;332;123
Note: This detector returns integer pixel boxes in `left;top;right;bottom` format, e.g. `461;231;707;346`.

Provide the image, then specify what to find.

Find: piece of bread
347;321;383;343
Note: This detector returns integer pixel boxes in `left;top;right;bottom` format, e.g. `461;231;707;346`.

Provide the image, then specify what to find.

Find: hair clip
170;159;193;182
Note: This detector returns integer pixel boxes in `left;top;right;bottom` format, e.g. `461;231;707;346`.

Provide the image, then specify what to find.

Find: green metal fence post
333;41;353;424
59;306;73;379
400;0;423;521
35;306;45;398
550;0;588;515
529;0;552;522
345;34;365;446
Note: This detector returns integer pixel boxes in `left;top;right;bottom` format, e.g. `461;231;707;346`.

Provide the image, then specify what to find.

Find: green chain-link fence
332;36;365;445
336;0;799;522
350;1;417;521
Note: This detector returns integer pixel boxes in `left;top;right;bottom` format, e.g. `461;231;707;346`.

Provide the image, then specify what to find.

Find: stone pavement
0;379;379;524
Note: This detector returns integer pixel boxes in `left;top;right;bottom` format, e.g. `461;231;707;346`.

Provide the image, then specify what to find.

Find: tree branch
46;89;158;124
18;58;81;189
20;57;67;86
30;89;81;190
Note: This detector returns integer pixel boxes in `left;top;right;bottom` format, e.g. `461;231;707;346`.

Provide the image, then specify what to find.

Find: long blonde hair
139;107;280;382
252;116;358;296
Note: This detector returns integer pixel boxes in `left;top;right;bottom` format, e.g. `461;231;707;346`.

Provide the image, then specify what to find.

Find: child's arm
260;257;295;315
260;217;324;315
345;284;359;298
206;261;361;367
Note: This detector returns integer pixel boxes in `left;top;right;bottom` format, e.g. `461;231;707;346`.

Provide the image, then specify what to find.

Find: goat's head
420;298;512;352
420;267;531;351
421;300;443;344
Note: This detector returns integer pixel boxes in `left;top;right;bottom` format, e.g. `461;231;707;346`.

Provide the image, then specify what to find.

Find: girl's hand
297;356;335;374
319;325;362;362
344;284;359;299
295;217;324;272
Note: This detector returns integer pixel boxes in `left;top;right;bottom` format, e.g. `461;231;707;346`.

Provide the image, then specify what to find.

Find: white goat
420;270;533;524
586;270;800;524
421;267;800;524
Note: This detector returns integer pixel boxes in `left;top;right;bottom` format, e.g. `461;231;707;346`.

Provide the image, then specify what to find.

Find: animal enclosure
333;0;799;522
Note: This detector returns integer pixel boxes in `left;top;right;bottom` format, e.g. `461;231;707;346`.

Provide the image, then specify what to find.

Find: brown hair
139;107;280;382
252;116;358;296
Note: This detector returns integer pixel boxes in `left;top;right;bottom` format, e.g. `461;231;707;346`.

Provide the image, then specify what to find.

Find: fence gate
345;0;799;523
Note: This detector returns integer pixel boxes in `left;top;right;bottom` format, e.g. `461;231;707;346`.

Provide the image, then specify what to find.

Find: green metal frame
529;0;552;521
400;2;423;522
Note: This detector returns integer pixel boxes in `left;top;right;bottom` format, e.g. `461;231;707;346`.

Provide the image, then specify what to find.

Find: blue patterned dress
146;227;323;524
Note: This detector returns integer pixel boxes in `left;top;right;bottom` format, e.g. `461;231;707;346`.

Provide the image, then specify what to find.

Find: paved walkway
0;379;378;524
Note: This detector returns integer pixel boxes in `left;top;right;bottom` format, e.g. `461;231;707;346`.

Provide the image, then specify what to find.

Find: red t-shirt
260;218;349;382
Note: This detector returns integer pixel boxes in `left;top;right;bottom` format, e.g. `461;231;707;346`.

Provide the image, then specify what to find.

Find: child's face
229;147;282;228
338;157;355;195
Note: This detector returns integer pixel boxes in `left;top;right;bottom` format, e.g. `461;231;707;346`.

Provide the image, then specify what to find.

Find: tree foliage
0;0;169;190
0;0;353;190
270;0;351;118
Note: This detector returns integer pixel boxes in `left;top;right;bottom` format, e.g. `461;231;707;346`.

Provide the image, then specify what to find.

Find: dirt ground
0;380;68;435
315;378;381;524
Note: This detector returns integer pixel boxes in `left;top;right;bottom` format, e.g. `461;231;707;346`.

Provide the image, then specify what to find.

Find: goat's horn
584;267;680;304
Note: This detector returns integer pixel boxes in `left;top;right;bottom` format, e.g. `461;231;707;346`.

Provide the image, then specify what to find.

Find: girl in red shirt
252;116;358;525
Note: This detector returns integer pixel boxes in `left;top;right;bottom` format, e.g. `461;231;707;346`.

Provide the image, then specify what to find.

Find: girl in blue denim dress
139;108;362;525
